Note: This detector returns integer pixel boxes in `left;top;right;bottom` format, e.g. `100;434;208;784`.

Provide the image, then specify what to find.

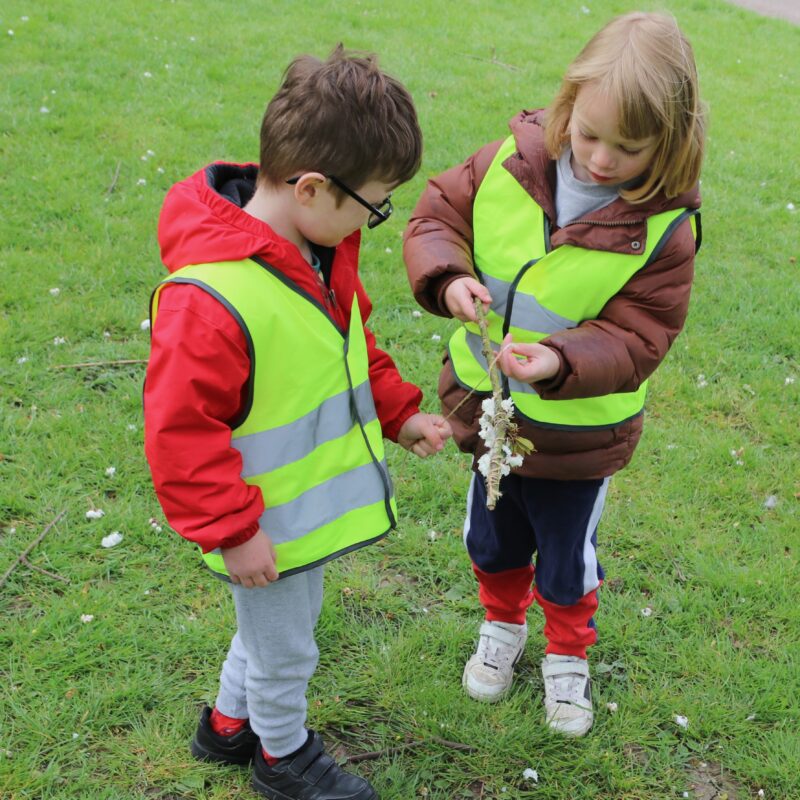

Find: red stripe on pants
473;564;599;658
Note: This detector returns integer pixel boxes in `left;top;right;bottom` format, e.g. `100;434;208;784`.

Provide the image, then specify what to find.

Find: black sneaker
252;730;377;799
190;705;259;765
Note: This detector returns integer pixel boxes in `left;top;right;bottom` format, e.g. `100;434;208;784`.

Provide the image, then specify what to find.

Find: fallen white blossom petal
427;530;438;541
103;330;111;338
384;247;392;254
666;443;678;450
581;5;591;13
758;789;765;797
49;287;60;296
746;714;756;721
40;106;50;114
17;356;29;364
85;509;105;520
786;376;795;385
157;166;165;174
140;319;151;330
411;310;421;318
105;466;116;477
53;336;66;345
431;334;441;341
674;714;689;729
763;495;778;510
522;768;539;783
80;614;94;623
137;178;147;186
641;607;653;617
127;423;137;430
22;16;30;22
143;71;153;78
101;531;123;548
8;30;14;36
787;203;795;211
147;149;155;156
606;702;618;713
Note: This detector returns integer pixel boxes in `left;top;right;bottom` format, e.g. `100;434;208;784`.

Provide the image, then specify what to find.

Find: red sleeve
353;277;422;442
143;283;264;553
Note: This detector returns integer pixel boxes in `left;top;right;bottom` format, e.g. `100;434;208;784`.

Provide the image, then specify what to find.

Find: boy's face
297;177;395;248
569;83;658;186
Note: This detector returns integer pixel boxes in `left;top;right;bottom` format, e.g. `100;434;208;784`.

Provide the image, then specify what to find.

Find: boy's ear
292;172;327;206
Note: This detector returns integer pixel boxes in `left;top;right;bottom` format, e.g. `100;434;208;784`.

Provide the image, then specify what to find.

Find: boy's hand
443;277;492;322
398;413;453;458
498;333;560;383
221;529;279;588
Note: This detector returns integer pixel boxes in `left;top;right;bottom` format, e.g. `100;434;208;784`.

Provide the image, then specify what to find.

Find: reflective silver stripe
482;273;578;333
482;273;513;318
464;332;537;396
510;291;577;334
260;460;390;544
233;381;376;478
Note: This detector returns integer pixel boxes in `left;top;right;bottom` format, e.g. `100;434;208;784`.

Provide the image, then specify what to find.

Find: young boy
144;47;451;800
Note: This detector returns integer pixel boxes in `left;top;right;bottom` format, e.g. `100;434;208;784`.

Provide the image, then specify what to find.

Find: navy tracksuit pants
465;472;609;658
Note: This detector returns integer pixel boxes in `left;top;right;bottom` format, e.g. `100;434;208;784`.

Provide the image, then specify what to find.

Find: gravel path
725;0;800;25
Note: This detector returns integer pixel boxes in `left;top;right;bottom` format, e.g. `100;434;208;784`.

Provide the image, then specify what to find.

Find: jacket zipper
562;218;643;228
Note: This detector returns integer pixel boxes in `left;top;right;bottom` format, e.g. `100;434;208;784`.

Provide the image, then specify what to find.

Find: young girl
403;12;705;737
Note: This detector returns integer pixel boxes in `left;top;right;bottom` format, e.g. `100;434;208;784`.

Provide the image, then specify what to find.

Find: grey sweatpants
214;566;324;757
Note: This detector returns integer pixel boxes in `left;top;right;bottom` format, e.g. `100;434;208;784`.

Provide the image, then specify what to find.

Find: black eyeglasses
286;174;393;229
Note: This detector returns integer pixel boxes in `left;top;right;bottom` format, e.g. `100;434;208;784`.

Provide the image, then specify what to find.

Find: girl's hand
443;277;492;322
221;530;279;587
497;333;560;383
398;413;453;458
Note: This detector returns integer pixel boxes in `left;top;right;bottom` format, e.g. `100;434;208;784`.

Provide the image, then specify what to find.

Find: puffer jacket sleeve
403;140;504;317
532;217;697;399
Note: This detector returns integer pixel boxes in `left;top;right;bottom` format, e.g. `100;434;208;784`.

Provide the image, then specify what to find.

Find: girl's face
569;83;658;186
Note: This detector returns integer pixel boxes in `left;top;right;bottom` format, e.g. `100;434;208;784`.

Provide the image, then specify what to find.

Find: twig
20;556;70;584
474;299;510;509
50;359;147;370
105;161;121;195
345;736;476;764
0;510;67;588
458;49;520;72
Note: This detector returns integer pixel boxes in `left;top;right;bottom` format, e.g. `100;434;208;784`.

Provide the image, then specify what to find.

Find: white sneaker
541;654;594;737
462;621;527;702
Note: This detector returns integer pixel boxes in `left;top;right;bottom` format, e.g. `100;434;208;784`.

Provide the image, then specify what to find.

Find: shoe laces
544;661;589;705
476;630;519;670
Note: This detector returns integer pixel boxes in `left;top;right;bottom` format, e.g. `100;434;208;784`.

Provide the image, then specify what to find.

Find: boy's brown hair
544;12;705;203
258;45;422;199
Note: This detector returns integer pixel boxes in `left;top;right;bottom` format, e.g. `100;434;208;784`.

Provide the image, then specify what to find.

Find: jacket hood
157;163;304;273
508;109;701;218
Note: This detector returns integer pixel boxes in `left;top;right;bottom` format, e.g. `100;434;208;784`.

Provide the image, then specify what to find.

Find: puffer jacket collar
503;109;701;256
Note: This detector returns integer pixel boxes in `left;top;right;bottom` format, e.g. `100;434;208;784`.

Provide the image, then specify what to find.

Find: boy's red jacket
145;163;422;553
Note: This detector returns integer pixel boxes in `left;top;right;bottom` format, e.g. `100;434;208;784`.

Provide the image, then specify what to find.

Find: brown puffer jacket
403;109;701;480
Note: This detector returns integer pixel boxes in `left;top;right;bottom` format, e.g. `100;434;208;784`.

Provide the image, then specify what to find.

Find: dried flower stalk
473;299;534;509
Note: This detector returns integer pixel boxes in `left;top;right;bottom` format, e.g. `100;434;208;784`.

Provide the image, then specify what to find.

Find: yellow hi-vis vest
150;256;397;579
448;136;698;430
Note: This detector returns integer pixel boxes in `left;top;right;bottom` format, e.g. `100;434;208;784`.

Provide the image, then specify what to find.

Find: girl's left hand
497;333;560;383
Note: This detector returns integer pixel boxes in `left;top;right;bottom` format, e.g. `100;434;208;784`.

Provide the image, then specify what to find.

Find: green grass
1;1;798;798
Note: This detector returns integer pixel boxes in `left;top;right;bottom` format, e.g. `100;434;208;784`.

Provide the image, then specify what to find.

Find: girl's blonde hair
544;12;705;203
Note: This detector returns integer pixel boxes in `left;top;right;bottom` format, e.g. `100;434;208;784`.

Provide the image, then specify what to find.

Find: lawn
1;1;798;798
